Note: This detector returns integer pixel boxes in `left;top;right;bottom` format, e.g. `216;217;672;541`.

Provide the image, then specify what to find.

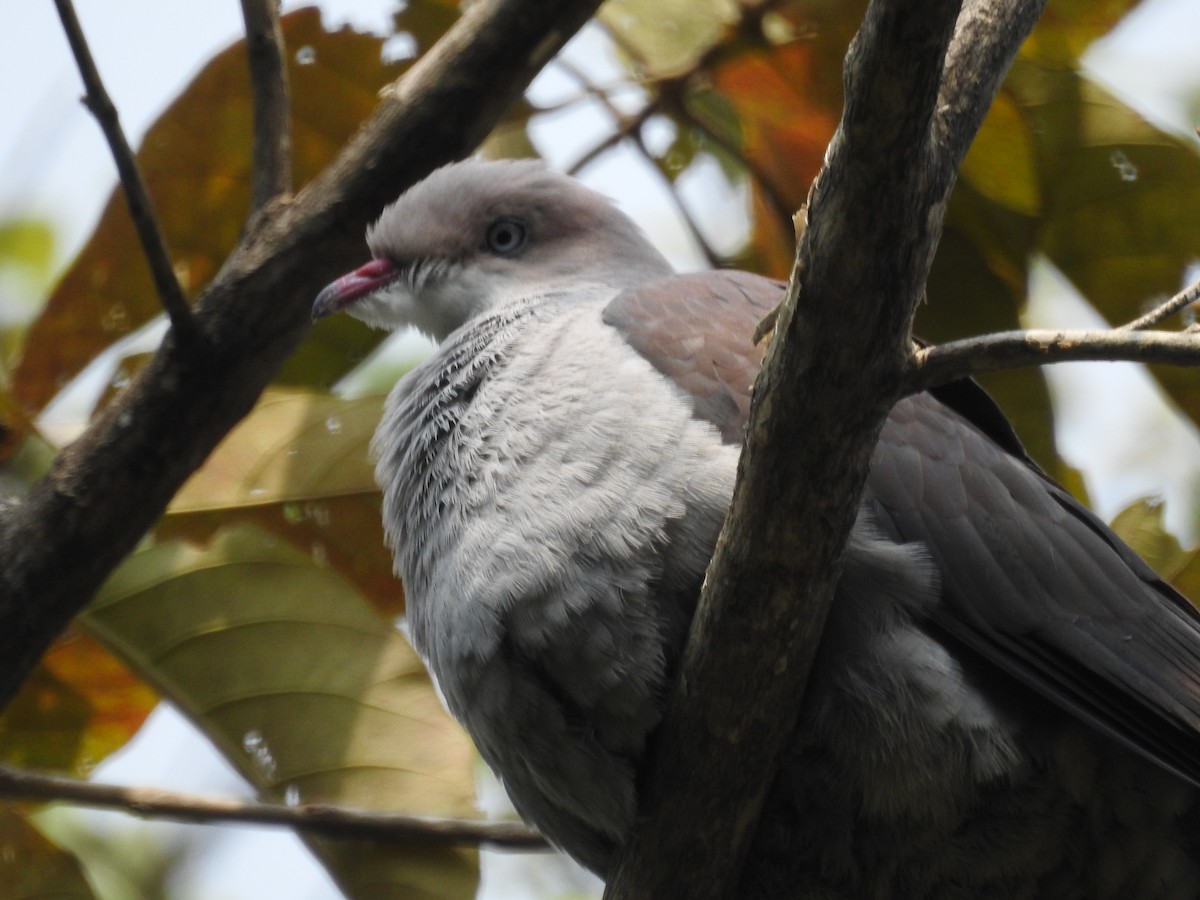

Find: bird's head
311;158;672;341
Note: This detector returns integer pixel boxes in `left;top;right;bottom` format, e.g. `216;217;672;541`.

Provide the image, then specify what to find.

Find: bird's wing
603;268;1200;786
872;394;1200;784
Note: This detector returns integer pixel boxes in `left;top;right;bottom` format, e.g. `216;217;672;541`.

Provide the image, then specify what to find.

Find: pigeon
313;158;1200;898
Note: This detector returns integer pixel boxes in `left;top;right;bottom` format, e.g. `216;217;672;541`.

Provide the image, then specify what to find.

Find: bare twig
557;61;723;264
566;103;656;176
548;56;642;113
905;328;1200;394
52;0;195;338
901;276;1200;392
0;765;545;849
568;0;783;179
633;137;724;267
1121;277;1200;332
240;0;293;211
678;100;796;236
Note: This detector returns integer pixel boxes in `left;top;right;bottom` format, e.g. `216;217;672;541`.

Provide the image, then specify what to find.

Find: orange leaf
0;626;157;777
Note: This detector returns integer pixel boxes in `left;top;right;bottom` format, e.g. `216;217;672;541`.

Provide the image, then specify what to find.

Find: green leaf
1173;546;1200;610
1008;65;1200;319
0;219;55;281
1110;498;1191;580
1021;0;1144;66
84;524;479;898
960;91;1042;218
600;0;737;76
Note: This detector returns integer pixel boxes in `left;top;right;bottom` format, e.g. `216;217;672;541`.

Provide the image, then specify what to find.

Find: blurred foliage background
1;0;1200;897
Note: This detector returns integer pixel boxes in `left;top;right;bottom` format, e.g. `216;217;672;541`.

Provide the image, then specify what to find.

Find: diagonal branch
52;0;196;339
932;0;1049;189
0;0;604;710
606;0;1047;896
239;0;293;211
1121;277;1200;332
678;100;796;238
0;765;545;848
631;137;723;268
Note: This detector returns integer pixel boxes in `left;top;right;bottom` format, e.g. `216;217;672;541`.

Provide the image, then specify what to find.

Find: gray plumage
313;158;1200;898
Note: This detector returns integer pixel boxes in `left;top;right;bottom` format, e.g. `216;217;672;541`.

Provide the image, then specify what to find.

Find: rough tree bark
606;0;1049;896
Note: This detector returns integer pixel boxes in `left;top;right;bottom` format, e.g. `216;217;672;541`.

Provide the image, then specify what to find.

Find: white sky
3;2;1200;899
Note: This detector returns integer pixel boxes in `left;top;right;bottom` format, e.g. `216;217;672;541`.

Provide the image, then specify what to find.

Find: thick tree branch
905;328;1200;394
0;765;544;848
0;0;603;708
240;0;293;211
606;0;1045;896
52;0;195;338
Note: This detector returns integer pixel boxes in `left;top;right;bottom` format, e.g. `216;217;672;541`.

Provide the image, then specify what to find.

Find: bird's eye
485;218;528;256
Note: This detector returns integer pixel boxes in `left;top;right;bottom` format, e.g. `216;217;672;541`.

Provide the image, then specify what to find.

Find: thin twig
678;100;796;236
568;0;782;178
633;135;723;267
0;765;546;849
240;0;293;211
547;57;642;113
556;58;722;263
52;0;195;339
1120;277;1200;332
565;0;795;262
566;104;655;175
905;327;1200;395
559;50;659;177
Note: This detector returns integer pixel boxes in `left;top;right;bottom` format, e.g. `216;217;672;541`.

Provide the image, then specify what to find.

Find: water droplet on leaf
1109;150;1138;182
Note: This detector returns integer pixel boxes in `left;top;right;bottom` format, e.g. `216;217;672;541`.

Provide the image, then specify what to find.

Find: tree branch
52;0;196;338
0;765;545;848
566;103;654;175
933;0;1048;186
0;0;604;709
239;0;293;211
905;328;1200;394
606;0;1046;896
1121;277;1200;332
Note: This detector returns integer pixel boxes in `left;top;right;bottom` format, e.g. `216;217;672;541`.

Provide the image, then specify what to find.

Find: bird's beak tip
311;285;339;322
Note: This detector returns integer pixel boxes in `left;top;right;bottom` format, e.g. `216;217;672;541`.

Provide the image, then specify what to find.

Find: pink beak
312;258;401;320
